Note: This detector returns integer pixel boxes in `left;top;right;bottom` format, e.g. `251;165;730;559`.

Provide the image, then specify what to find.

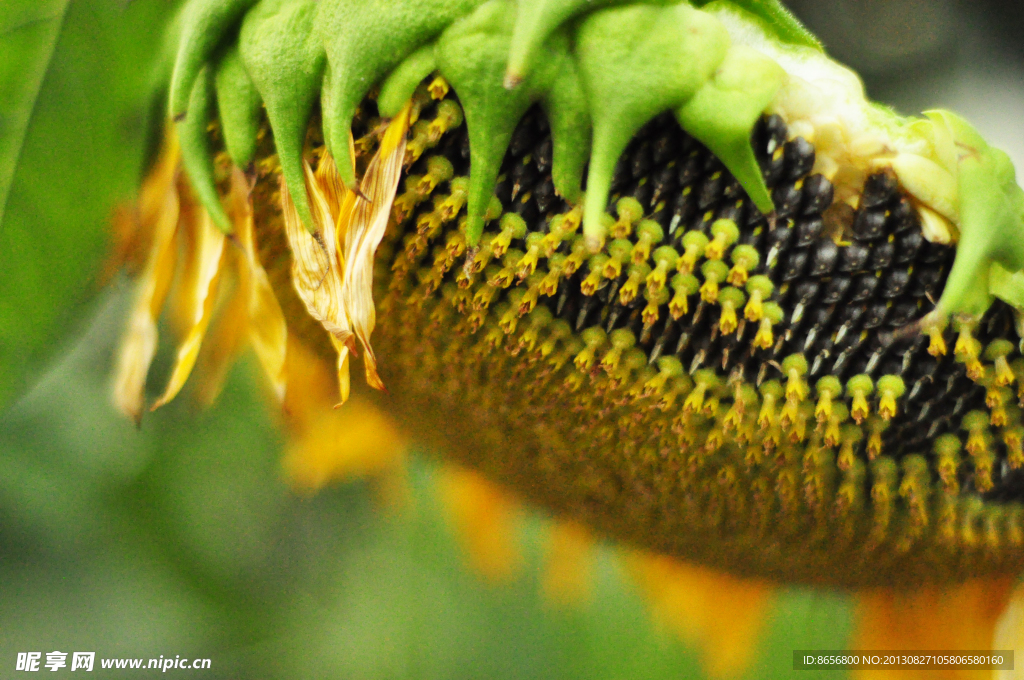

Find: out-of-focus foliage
0;0;171;408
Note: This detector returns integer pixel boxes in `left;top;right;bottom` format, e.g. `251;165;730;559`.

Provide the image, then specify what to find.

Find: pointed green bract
675;44;783;216
316;0;485;187
505;0;625;87
575;3;730;246
178;67;231;231
239;0;323;230
169;0;259;118
528;29;590;204
213;43;262;167
434;2;591;245
377;43;438;119
436;1;535;246
927;111;1024;320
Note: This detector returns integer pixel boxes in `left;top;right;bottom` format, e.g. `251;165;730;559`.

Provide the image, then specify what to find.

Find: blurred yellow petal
230;168;287;402
281;334;336;431
439;466;522;583
339;103;412;390
542;520;594;607
104;129;181;281
280;170;353;403
112;177;180;422
994;579;1024;680
280;335;405;491
151;209;226;410
192;273;248;407
626;553;773;679
283;394;406;491
852;577;1014;680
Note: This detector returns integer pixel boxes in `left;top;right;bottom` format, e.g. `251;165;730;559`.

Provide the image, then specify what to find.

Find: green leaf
0;0;68;227
0;0;176;408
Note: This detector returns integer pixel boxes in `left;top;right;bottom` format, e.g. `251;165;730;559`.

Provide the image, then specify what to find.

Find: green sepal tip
317;0;485;188
169;0;260;119
213;43;262;167
675;44;783;216
926;111;1024;320
575;3;730;248
178;67;232;232
239;0;324;231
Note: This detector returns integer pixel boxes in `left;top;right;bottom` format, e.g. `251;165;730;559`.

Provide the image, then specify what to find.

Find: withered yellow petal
329;334;352;406
339;102;412;390
112;182;180;423
151;209;227;410
281;168;354;403
230;168;287;402
315;149;347;221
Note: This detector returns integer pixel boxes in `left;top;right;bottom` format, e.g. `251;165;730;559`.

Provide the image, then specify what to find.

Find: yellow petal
626;553;773;679
439;465;522;583
230;168;287;402
329;334;352;405
315;152;346;220
191;273;248;408
111;179;180;422
190;169;288;406
339;102;412;390
151;209;226;410
280;168;354;402
852;577;1014;680
542;521;594;607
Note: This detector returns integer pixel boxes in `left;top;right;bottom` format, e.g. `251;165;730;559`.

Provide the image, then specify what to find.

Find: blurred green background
1;0;1021;677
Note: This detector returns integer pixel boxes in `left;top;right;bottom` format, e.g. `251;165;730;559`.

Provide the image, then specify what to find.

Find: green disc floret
655;356;684;378
745;275;773;298
761;300;783;324
815;375;841;398
652;245;679;269
730;244;759;269
705;219;740;260
781;353;807;376
985;339;1015;361
670;272;701;295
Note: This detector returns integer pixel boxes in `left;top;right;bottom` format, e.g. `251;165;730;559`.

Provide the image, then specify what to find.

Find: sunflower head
113;0;1024;588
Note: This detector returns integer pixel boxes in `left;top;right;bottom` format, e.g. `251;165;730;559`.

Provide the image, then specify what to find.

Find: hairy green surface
165;0;1024;330
167;0;821;244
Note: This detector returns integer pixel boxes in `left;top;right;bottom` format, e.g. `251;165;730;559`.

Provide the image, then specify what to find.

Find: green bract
165;0;1024;347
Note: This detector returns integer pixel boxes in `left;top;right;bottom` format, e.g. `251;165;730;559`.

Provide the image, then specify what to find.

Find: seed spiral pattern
225;87;1024;585
137;0;1024;585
